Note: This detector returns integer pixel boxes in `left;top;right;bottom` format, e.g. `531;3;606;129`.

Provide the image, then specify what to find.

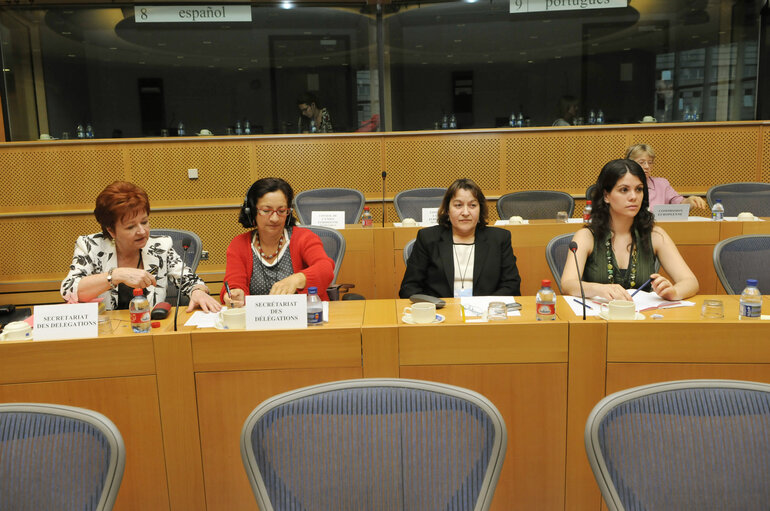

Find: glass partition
0;0;764;140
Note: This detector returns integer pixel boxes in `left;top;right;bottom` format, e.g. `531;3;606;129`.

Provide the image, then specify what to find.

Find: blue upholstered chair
0;403;125;511
242;378;507;511
713;234;770;294
294;188;365;225
585;379;770;511
393;188;446;222
496;190;575;220
304;225;361;300
403;238;416;264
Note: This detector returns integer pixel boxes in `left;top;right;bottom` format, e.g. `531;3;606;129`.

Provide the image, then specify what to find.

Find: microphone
173;237;192;331
381;171;387;227
569;241;587;320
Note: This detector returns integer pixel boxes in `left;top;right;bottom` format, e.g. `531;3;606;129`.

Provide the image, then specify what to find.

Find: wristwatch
107;268;115;286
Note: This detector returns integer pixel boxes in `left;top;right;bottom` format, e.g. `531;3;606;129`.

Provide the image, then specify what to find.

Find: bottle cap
541;279;551;287
586;200;592;205
151;321;161;328
308;287;318;294
133;288;143;296
364;206;370;210
747;279;758;287
716;199;722;203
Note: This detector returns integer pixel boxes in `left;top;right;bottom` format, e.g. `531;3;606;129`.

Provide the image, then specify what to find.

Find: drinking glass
556;211;568;222
487;301;507;321
701;299;724;319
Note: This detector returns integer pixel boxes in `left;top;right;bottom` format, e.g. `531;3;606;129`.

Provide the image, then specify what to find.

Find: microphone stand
569;243;587;320
381;171;387;227
173;240;190;331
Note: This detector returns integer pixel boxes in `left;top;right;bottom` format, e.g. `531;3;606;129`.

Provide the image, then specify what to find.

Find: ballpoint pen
631;277;653;297
224;281;232;301
572;298;593;310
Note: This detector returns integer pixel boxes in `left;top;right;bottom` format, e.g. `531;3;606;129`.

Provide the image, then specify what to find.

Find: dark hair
557;95;578;118
297;92;320;107
94;181;151;239
437;178;488;229
239;177;297;228
589;159;654;249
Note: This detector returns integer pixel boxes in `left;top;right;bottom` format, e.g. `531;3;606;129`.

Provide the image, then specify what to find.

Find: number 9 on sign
510;0;524;12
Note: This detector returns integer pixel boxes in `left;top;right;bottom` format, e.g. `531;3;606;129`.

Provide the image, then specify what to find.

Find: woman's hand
592;283;633;301
270;273;307;295
187;289;222;313
685;196;708;210
113;268;156;289
650;273;677;300
223;287;246;308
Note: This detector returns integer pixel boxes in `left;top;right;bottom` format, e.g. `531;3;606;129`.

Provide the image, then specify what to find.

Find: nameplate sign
134;5;252;23
311;211;345;229
33;303;98;341
510;0;626;14
652;204;690;221
421;208;439;224
245;295;307;330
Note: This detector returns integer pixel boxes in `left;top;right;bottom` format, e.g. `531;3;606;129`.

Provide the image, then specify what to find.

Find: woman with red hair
60;181;221;312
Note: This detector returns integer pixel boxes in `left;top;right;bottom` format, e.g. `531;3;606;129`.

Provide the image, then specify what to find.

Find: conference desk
1;297;768;511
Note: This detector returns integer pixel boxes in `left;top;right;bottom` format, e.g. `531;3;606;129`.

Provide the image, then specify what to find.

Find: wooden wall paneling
195;367;363;511
373;226;397;298
762;124;770;182
334;227;375;298
607;363;770;395
0;376;171;511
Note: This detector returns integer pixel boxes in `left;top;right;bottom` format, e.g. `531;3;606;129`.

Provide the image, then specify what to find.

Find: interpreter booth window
0;4;377;140
385;0;763;130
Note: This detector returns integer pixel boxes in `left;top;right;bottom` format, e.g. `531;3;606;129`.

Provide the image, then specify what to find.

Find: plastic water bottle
441;114;449;130
711;199;724;221
129;288;151;333
361;206;373;227
85;124;94;138
583;200;592;225
740;279;762;320
307;287;323;325
244;120;251;135
596;109;604;124
449;113;457;129
310;120;317;133
509;113;516;127
76;124;85;139
177;122;185;136
588;109;596;125
536;280;556;321
235;120;243;135
516;112;524;128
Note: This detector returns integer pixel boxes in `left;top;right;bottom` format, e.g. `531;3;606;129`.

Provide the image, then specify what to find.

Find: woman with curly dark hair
561;159;698;301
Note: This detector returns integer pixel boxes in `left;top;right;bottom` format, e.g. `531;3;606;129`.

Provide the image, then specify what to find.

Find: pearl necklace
606;235;637;288
255;231;284;260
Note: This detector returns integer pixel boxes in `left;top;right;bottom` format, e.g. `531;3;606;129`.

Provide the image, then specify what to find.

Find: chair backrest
545;233;574;292
585;379;770;511
0;403;125;511
393;188;446;222
586;183;597;202
150;229;203;305
242;378;507;511
403;238;416;264
294;188;365;225
713;234;770;294
303;225;345;285
497;190;575;220
706;182;770;216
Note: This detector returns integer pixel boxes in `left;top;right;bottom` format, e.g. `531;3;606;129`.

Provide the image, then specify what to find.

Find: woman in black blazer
399;178;521;298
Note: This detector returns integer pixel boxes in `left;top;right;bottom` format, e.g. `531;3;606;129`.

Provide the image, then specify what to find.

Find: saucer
402;313;445;325
598;311;645;321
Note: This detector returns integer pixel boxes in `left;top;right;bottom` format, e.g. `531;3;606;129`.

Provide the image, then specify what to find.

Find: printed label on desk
311;211;346;229
421;208;439;224
652;204;690;221
33;303;98;341
245;295;307;330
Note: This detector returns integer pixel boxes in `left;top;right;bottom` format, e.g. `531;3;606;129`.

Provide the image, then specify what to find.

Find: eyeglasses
256;208;292;217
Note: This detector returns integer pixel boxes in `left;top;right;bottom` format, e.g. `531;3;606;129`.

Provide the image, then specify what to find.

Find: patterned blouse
60;233;206;310
298;107;333;133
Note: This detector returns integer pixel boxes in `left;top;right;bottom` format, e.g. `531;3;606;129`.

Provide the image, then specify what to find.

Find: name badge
422;208;439;224
454;287;473;298
311;211;346;229
245;295;307;330
33;303;98;341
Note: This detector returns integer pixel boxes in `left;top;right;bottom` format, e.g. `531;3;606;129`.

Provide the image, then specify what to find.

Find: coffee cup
403;302;436;324
197;129;213;136
508;215;524;225
641;116;657;123
402;218;418;227
600;300;637;320
0;321;32;341
39;133;53;140
737;212;755;221
217;307;246;329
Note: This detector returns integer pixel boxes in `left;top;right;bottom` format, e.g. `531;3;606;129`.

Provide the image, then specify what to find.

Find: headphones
238;180;293;229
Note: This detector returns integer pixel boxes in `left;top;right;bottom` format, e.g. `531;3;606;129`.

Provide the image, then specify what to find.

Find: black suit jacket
399;224;521;298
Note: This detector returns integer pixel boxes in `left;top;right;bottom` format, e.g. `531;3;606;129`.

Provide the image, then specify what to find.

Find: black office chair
497;191;575;220
304;225;362;300
545;233;574;293
706;182;770;217
713;234;770;294
585;184;597;202
151;229;203;305
393;188;445;222
294;188;366;225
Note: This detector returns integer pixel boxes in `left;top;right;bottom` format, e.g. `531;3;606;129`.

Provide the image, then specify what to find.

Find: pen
224;281;232;301
460;305;466;322
631;277;653;297
573;298;592;310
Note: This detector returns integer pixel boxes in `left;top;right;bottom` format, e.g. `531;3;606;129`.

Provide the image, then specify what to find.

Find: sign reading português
510;0;627;14
134;5;252;23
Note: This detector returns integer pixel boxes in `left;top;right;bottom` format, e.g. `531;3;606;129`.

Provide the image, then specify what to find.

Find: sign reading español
134;6;252;23
510;0;627;14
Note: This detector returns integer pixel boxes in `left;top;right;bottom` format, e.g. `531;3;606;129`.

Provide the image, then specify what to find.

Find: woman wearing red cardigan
221;178;334;305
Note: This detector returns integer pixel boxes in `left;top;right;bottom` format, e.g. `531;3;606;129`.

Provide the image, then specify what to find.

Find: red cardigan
220;227;335;302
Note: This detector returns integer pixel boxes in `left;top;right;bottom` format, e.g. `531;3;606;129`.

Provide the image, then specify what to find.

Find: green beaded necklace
605;236;637;288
